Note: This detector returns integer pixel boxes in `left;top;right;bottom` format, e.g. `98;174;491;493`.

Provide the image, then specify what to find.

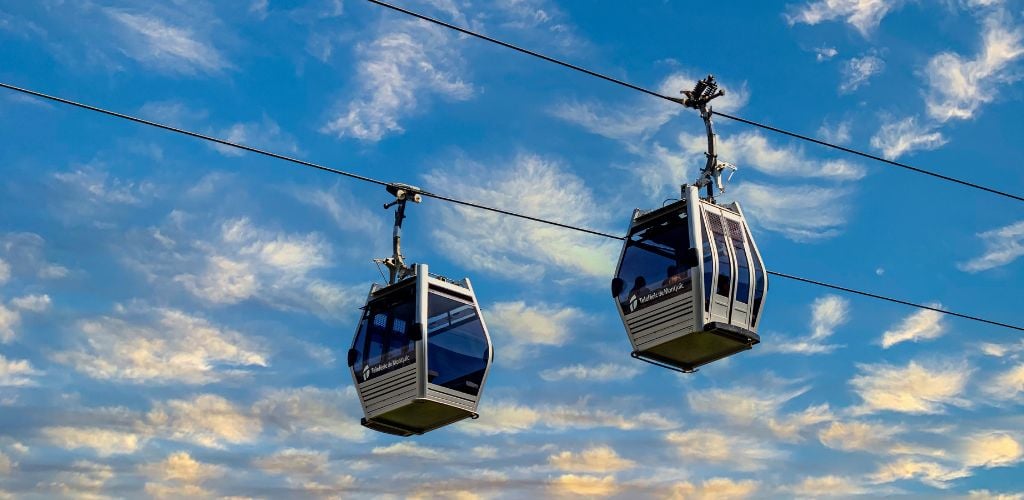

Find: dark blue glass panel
427;292;489;396
616;211;693;312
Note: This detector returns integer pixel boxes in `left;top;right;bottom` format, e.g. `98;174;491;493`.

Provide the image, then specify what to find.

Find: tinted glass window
701;216;713;311
427;291;489;396
615;212;693;312
728;219;750;304
706;212;732;297
353;285;417;380
747;226;766;327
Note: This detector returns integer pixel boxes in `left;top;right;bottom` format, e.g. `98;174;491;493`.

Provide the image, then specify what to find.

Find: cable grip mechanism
676;75;738;204
375;183;422;285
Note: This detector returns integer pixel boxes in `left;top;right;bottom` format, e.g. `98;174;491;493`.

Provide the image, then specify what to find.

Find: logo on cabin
629;294;639;312
362;364;371;381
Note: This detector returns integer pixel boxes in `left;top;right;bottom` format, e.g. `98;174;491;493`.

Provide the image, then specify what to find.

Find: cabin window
746;226;766;327
706;212;732;298
616;212;694;312
352;285;417;379
728;219;751;304
427;291;489;395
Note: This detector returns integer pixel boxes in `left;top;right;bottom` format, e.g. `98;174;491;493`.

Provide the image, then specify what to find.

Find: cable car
348;184;494;436
611;76;768;373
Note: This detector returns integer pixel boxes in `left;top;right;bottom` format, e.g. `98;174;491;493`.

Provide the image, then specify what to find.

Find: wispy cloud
869;115;948;159
210;117;299;157
729;182;852;241
665;428;783;471
818;120;852;144
423;153;620;281
672;477;760;499
548;446;636;473
0;354;39;387
958;220;1024;272
815;46;839;62
539;363;642;382
485;301;586;362
924;14;1024;122
52;306;267;385
0;302;18;344
880;306;947;348
840;55;885;92
785;0;908;36
105;9;231;75
984;364;1024;400
322;20;472;141
850;360;971;415
769;295;850;354
678;131;866;181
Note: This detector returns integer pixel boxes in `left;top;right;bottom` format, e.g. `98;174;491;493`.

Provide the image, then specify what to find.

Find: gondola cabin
612;185;767;372
348;263;493;436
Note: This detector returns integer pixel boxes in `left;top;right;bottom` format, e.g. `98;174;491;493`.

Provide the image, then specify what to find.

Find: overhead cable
2;81;1021;333
367;0;1024;204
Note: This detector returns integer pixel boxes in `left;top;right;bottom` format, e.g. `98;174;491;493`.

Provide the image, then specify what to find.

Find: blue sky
1;0;1024;497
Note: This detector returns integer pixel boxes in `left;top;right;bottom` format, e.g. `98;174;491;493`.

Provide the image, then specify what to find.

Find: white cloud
771;295;850;354
148;394;261;448
53;167;150;206
38;460;115;499
160;217;363;321
0;354;40;387
969;490;1024;500
870;457;970;488
458;400;542;435
870;116;948;160
486;301;585;361
253;386;370;442
850;360;970;414
818;420;903;452
925;15;1024;122
0;303;18;344
460;398;675;435
548;474;619;497
961;432;1023;468
671;478;760;499
818;120;852;144
539;363;641;382
729;182;852;241
881;306;946;348
785;0;908;36
665;429;783;471
255;448;329;477
688;385;832;441
424;153;620;281
52;307;267;384
139;451;225;484
41;426;146;456
840;55;885;92
372;442;450;460
322;20;472;141
986;364;1024;400
0;451;11;475
297;184;385;237
10;294;51;312
959;220;1024;272
816;46;839;62
783;476;868;497
210;117;299;157
0;259;8;285
552;72;749;145
548;446;636;473
0;233;69;281
678;131;866;181
105;9;230;75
